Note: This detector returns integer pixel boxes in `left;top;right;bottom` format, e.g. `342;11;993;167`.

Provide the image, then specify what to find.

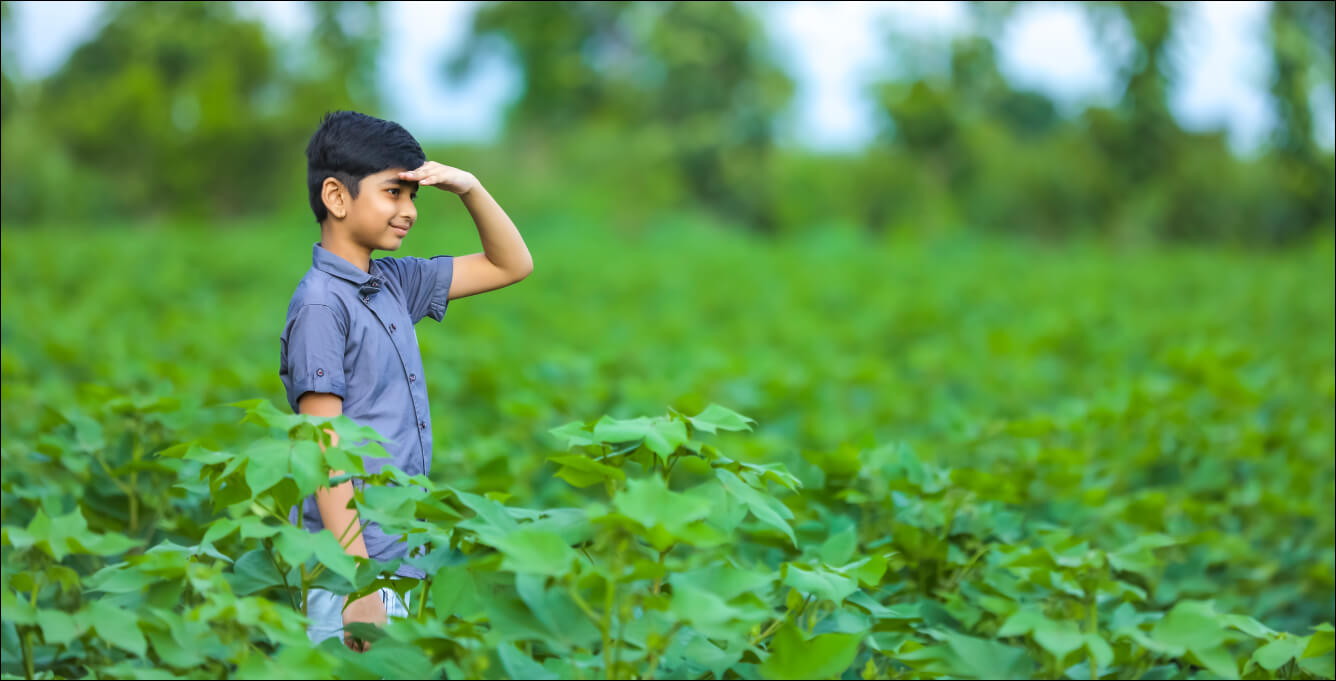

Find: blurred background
2;0;1333;243
2;1;1334;634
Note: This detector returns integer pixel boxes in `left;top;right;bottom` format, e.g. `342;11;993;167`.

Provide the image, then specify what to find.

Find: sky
6;1;1331;155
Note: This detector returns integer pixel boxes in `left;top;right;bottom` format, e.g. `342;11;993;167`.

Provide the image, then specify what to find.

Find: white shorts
305;584;412;645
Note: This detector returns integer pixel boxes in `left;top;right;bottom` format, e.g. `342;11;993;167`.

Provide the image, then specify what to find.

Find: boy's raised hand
400;161;479;196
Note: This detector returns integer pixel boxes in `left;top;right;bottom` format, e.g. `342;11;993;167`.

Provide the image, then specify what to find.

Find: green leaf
498;642;560;680
228;549;290;596
942;631;1034;679
759;624;861;680
592;415;688;459
430;564;479;618
307;530;359;585
37;608;81;645
289;440;326;496
782;564;858;604
1251;636;1305;671
1151;600;1225;653
272;524;318;567
85;599;146;656
828;554;887;587
486;529;578;576
997;609;1048;637
1300;624;1336;678
2;586;37;624
819;525;857;565
1187;644;1240;680
547;454;625;488
674;564;777;602
613;476;712;536
85;564;158;593
716;469;796;546
243;439;290;494
1220;613;1276;639
686;404;756;434
1304;624;1334;657
1032;619;1083;661
454;489;520;533
547;421;597;449
668;582;749;642
1084;632;1114;669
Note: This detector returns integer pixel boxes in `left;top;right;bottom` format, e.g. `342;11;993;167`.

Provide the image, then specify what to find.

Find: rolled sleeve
423;255;454;323
280;304;348;411
375;255;454;324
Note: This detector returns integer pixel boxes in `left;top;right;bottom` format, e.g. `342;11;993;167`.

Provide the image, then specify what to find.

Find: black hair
306;111;426;224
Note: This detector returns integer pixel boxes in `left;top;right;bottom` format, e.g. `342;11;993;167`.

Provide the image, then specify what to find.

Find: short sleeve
280;304;348;412
374;254;454;324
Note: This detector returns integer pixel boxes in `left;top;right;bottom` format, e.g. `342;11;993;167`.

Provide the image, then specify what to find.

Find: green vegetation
2;220;1332;678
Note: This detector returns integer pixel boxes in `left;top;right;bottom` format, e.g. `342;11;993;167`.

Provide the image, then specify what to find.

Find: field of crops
2;216;1333;679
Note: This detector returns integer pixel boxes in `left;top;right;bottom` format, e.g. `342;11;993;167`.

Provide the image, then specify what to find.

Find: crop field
1;218;1333;679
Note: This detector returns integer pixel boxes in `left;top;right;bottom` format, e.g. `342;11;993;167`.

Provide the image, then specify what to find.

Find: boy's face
340;167;419;251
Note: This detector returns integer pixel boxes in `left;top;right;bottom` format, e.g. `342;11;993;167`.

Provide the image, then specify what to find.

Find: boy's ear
322;177;349;220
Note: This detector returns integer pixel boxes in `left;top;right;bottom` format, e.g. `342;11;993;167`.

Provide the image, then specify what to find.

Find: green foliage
2;218;1333;678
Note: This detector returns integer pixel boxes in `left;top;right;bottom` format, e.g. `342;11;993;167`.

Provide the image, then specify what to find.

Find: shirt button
372;281;380;288
410;373;416;382
362;296;369;303
418;421;426;430
316;368;324;377
390;323;397;331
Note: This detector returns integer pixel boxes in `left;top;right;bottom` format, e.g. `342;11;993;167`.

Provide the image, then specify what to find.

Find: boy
279;111;533;651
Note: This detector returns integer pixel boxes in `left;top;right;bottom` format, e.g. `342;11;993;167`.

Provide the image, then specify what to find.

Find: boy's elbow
514;259;534;281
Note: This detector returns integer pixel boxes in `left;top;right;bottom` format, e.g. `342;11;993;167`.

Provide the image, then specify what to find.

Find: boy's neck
318;226;373;273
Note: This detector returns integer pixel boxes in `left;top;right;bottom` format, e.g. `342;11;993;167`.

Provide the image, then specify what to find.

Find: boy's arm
400;162;534;300
297;391;371;560
297;391;386;652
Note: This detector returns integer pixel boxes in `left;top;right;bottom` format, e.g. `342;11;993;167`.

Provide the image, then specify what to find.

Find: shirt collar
312;242;384;297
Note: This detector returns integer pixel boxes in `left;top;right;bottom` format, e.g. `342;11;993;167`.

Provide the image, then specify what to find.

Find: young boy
279;111;533;651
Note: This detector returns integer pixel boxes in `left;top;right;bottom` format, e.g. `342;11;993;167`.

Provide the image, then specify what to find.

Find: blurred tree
1263;0;1335;243
447;1;793;233
0;1;384;223
446;1;634;134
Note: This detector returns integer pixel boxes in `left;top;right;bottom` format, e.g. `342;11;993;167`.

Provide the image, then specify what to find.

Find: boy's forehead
368;167;416;186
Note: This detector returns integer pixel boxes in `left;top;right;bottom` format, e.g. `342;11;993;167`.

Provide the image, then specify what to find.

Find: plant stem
568;583;601;627
603;540;622;680
300;563;309;617
651;550;667;596
129;430;143;531
21;625;33;680
263;540;299;611
416;577;429;621
22;585;39;680
1087;590;1099;680
642;622;683;681
751;594;813;646
943;546;988;592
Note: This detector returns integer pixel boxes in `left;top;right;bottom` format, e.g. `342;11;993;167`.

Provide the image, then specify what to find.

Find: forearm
315;475;371;558
460;181;533;276
313;426;370;559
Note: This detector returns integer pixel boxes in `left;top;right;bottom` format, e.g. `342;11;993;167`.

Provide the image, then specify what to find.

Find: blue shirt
279;242;454;579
